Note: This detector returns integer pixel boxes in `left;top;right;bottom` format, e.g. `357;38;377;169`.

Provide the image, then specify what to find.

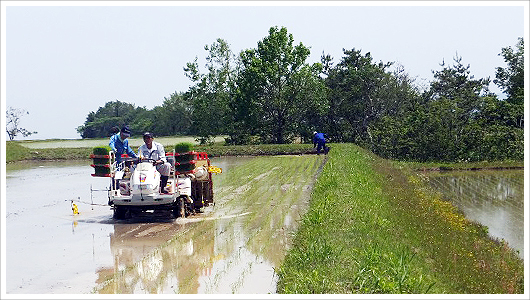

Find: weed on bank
276;143;524;294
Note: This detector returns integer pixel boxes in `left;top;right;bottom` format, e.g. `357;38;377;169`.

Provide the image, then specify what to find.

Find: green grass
276;143;524;294
5;140;319;163
16;136;227;149
5;141;32;162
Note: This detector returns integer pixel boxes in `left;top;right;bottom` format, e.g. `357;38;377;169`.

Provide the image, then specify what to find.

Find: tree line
77;26;524;162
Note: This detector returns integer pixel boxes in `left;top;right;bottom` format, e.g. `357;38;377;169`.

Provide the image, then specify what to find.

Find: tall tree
77;100;137;138
236;26;323;144
324;48;393;145
151;92;192;136
492;37;524;133
494;37;524;106
184;38;238;144
412;55;491;161
369;64;422;159
427;54;490;114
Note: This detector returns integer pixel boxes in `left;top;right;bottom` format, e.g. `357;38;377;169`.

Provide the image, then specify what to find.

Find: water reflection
5;155;322;294
92;155;323;294
95;218;216;293
426;169;524;258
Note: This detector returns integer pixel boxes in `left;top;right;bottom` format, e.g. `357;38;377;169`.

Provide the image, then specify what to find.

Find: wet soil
4;155;324;294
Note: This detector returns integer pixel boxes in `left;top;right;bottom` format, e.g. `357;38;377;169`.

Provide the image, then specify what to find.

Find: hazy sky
1;1;527;140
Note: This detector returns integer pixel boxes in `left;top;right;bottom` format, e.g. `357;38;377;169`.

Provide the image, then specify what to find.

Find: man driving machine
138;132;172;194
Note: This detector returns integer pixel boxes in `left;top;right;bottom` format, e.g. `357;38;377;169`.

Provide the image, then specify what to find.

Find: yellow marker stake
71;201;79;215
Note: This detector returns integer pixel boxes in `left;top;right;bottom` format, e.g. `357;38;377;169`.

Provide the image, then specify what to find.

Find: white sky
1;1;528;140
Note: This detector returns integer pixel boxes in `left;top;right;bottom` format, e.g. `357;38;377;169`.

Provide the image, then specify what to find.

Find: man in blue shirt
109;125;138;163
313;131;330;155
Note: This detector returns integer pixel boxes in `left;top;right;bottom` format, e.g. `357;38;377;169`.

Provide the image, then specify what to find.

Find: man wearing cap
109;125;138;163
138;132;173;194
313;131;330;155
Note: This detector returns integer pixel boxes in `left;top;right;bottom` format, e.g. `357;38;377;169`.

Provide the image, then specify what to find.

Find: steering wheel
139;158;157;164
122;157;138;166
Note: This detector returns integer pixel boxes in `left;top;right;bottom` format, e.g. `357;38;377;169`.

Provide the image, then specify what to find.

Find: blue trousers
316;141;326;154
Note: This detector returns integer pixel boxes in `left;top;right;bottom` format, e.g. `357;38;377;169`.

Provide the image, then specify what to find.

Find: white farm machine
90;150;221;220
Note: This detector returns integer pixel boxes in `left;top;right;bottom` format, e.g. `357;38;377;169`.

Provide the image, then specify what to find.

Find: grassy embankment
7;138;524;171
5;141;91;162
276;143;524;294
5;140;318;163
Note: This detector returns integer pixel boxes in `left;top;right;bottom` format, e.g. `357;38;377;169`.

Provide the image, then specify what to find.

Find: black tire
173;197;186;218
180;199;186;218
113;206;127;220
204;180;213;205
192;181;209;208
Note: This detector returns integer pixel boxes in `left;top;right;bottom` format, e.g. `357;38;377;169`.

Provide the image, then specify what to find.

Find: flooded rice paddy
4;158;524;294
425;169;524;258
4;155;324;294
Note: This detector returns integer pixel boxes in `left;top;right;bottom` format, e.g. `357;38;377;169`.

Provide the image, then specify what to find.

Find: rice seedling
174;142;194;153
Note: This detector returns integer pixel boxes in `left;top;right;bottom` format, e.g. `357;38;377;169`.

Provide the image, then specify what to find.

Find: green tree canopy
324;48;395;144
77;100;137;138
150;92;192;137
184;38;239;144
75;31;523;163
494;37;524;105
234;26;324;144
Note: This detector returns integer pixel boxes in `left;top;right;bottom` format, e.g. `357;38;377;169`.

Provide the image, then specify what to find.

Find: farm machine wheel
173;196;186;218
192;180;213;212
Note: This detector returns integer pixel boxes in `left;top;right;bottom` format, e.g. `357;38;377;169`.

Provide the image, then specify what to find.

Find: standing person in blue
109;125;138;164
313;131;330;155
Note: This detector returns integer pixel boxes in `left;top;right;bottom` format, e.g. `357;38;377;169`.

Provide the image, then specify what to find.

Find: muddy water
4;155;324;294
426;169;524;258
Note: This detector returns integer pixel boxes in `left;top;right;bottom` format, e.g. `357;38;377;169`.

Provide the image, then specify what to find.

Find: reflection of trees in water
194;156;323;293
94;220;215;294
93;155;324;294
428;170;523;209
216;156;322;266
426;169;524;256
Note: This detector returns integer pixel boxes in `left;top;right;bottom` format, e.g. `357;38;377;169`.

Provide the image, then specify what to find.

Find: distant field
17;136;227;149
